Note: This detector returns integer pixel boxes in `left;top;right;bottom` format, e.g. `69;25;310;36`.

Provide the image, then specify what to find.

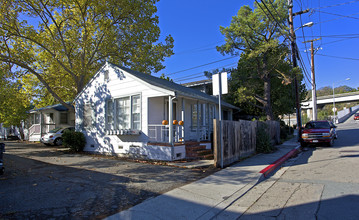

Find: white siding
75;64;171;156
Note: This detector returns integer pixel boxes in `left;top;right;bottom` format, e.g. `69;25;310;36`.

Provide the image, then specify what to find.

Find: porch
26;106;75;141
146;96;217;160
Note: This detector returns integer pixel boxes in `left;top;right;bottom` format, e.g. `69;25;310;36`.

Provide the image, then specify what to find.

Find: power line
160;56;239;76
315;10;359;20
297;33;359;38
173;62;238;81
316;54;359;61
256;0;289;40
175;41;224;55
313;0;359;10
316;12;359;24
175;65;239;83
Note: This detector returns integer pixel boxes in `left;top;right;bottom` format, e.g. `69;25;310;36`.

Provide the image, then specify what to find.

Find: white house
74;62;238;161
27;103;75;141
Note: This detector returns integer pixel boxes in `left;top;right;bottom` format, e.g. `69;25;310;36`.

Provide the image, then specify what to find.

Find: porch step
185;144;213;160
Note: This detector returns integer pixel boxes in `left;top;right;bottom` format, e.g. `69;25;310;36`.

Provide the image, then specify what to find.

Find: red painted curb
259;146;301;177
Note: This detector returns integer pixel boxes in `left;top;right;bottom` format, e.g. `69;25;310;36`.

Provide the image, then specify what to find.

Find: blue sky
155;0;359;91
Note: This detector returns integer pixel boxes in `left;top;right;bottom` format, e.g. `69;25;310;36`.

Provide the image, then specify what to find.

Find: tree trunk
262;54;274;120
263;75;274;120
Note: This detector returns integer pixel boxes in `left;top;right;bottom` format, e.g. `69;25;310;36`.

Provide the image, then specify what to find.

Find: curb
259;145;302;178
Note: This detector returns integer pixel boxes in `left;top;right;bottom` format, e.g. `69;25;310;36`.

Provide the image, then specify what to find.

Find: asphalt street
0;142;217;219
236;115;359;219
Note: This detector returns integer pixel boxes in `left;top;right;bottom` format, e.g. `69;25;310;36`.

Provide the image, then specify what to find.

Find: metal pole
169;96;174;159
333;83;336;123
218;73;223;169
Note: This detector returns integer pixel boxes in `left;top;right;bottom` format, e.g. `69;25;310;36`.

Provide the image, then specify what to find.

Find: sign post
213;72;228;168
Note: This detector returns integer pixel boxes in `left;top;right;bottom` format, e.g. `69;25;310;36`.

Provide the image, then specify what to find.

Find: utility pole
288;0;302;136
303;38;321;121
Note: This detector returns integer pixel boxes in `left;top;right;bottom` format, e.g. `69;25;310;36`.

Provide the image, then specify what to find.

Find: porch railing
29;124;41;137
191;125;212;141
29;124;56;137
148;124;184;143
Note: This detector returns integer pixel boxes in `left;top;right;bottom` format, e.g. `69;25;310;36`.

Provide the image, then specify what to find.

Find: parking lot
0;141;217;219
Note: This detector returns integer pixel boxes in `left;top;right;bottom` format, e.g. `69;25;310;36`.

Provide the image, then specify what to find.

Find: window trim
107;93;142;131
60;112;69;124
83;103;95;129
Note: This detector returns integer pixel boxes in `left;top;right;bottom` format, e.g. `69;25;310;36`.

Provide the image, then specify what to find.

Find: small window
191;103;202;129
104;70;109;81
132;95;141;130
83;104;94;128
106;100;114;130
49;113;54;123
60;112;68;124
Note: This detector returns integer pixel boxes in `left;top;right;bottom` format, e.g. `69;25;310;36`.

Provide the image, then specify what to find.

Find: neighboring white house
27;103;75;141
74;62;238;161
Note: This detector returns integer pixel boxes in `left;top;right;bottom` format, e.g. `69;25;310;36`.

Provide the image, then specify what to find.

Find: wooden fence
213;119;280;167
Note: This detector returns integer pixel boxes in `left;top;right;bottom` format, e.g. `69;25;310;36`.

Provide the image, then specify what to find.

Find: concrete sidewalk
106;138;300;220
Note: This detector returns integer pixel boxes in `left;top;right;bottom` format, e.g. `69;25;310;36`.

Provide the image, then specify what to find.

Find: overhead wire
255;0;291;41
161;55;239;77
297;33;359;38
316;54;359;61
312;0;359;10
316;12;359;24
173;62;238;82
315;10;359;20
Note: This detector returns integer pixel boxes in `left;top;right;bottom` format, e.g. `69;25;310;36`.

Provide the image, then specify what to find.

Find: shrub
256;124;275;153
62;130;86;152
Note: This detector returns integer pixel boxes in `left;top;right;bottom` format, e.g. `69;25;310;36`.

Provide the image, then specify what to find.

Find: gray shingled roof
181;79;212;87
109;63;239;110
30;102;72;113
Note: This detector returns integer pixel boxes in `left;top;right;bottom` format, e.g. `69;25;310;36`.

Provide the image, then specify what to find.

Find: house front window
107;94;141;131
60;112;68;124
116;97;130;129
191;103;202;130
132;95;141;130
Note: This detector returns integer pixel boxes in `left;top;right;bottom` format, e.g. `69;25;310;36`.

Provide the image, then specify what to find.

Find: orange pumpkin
162;120;168;125
173;120;178;125
178;120;184;126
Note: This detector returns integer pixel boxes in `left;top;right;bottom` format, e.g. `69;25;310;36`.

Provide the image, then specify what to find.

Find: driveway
0;141;217;219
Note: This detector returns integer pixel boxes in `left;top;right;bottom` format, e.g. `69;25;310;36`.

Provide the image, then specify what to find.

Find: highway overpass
301;91;359;109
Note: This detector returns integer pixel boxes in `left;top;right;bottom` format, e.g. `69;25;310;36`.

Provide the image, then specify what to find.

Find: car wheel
54;138;62;146
300;142;307;147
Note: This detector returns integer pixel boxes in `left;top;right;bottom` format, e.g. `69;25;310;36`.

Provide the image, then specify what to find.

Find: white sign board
212;72;228;95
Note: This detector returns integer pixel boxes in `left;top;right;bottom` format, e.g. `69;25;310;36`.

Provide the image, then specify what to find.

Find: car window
305;121;330;129
313;122;330;128
49;127;62;133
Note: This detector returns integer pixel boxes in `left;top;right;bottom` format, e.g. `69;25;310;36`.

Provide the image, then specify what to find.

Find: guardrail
337;105;359;123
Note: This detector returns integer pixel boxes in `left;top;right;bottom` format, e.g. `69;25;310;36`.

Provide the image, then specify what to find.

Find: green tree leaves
0;0;174;109
0;66;31;126
217;0;305;120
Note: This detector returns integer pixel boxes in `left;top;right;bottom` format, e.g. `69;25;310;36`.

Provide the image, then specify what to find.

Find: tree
0;0;174;109
0;66;31;127
225;47;305;119
159;73;173;82
216;0;303;120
